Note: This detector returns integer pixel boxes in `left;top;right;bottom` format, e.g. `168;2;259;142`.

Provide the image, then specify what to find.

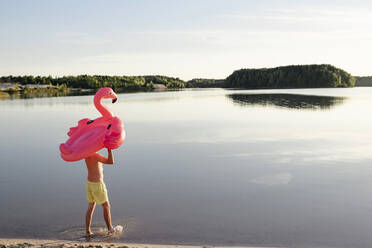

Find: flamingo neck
94;95;113;120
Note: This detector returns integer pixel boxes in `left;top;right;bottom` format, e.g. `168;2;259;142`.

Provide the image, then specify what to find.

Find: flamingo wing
67;118;91;136
104;117;125;149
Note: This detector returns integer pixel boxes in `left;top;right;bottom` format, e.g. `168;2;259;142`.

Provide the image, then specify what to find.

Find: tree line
186;78;225;88
225;64;355;88
354;76;372;86
0;75;186;91
0;64;358;92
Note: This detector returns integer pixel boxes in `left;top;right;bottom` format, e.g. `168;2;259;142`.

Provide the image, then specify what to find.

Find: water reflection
0;90;95;100
227;93;347;110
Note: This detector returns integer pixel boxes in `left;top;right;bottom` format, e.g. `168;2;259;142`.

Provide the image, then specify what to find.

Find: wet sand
0;238;280;248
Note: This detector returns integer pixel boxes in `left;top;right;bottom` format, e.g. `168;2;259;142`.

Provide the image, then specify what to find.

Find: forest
185;78;225;88
355;76;372;86
0;75;185;91
225;64;355;88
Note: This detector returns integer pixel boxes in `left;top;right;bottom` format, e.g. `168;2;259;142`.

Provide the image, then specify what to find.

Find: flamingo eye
87;120;94;124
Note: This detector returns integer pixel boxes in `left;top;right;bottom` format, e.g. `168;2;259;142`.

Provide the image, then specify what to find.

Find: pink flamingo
59;87;125;162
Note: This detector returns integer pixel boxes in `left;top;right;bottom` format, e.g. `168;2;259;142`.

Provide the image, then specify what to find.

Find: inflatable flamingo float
59;87;125;162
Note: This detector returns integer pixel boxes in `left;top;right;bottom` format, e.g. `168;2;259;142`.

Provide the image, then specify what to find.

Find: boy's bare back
85;149;114;182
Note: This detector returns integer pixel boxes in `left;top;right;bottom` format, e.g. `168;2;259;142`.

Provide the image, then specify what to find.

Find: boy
85;148;115;237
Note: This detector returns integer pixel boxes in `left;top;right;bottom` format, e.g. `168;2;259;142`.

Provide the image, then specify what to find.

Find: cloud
219;7;372;24
250;173;293;186
218;143;372;164
55;31;110;45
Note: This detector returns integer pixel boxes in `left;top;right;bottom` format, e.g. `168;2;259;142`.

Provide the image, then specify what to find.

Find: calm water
1;88;372;247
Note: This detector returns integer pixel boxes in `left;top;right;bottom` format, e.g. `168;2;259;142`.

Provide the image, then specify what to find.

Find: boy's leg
102;201;114;232
86;202;96;236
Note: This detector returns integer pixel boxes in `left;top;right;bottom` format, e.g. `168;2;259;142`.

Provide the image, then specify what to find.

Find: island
225;64;355;89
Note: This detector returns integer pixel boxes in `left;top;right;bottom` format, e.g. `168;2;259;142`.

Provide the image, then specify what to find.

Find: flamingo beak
112;98;117;103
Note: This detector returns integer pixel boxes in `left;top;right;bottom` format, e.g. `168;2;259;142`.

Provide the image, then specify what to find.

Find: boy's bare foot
108;227;115;235
86;230;94;237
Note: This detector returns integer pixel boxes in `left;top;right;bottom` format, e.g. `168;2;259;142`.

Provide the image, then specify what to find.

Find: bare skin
85;149;114;237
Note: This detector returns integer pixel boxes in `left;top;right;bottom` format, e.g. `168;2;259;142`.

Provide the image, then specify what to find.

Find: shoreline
0;238;281;248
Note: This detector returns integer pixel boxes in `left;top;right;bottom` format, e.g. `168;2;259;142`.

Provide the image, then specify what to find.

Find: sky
1;0;372;80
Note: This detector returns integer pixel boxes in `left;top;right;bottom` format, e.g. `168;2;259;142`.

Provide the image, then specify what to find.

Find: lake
1;88;372;248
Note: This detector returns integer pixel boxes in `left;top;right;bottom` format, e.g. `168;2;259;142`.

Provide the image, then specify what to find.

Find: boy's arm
95;149;114;164
106;149;114;164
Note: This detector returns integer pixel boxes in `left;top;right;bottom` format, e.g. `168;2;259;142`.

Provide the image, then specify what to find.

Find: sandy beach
0;239;281;248
0;238;202;248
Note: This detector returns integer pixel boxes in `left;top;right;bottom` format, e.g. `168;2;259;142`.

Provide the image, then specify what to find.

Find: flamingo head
94;87;118;103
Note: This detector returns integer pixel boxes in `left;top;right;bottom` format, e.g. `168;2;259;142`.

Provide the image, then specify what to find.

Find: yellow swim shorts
86;181;109;205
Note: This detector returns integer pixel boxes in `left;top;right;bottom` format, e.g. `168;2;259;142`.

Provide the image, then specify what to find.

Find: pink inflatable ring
59;87;125;162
